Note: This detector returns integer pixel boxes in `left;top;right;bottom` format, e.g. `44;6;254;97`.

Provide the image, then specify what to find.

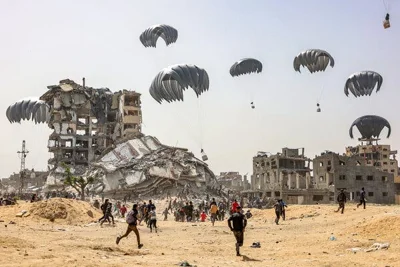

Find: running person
116;204;143;249
357;187;366;209
228;206;247;256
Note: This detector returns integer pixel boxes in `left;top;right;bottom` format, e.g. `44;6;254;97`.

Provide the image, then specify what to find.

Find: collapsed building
246;148;330;205
86;135;216;198
5;78;217;196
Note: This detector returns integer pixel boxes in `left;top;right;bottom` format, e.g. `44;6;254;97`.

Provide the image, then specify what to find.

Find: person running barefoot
116;204;143;249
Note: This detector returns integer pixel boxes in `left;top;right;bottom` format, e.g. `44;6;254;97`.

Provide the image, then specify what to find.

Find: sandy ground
1;198;400;267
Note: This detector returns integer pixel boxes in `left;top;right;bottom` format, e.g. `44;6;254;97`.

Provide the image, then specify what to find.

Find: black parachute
349;115;391;140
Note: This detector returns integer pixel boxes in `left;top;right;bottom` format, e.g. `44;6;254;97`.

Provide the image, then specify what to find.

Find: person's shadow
241;255;261;262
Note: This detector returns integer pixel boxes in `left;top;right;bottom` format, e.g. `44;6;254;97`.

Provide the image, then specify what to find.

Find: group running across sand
95;187;369;256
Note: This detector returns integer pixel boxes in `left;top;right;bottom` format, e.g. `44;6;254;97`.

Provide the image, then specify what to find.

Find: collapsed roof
86;135;217;196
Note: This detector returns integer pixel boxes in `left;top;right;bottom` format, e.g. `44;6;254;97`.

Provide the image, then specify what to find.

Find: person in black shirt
335;189;347;214
210;198;217;207
100;201;115;226
228;206;247;256
357;187;366;209
146;200;156;226
273;199;283;225
98;199;110;223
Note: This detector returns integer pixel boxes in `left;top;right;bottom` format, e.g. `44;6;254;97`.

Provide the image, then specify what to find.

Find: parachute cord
317;85;325;103
168;105;201;148
197;98;204;150
383;0;389;12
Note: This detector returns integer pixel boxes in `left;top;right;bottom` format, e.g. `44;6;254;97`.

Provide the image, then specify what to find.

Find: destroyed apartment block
39;79;143;185
314;149;396;204
245;147;330;205
85;135;217;197
39;78;217;195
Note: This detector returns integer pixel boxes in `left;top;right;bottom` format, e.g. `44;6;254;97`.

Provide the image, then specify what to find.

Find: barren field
1;198;399;267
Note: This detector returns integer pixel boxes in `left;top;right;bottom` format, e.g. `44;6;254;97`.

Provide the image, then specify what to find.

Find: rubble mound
30;198;101;224
352;215;400;238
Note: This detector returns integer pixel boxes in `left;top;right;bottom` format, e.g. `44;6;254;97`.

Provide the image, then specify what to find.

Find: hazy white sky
0;0;398;178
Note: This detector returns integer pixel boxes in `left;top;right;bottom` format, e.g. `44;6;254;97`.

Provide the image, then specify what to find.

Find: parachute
293;49;335;112
344;71;383;97
349;115;391;140
139;24;178;48
6;98;49;124
293;49;335;74
230;58;263;109
230;58;263;77
149;64;210;161
149;64;209;103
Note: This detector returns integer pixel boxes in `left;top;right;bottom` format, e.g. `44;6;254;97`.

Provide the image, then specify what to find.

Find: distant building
313;150;395;204
249;148;330;204
345;144;398;176
345;143;399;204
1;169;48;193
217;172;244;190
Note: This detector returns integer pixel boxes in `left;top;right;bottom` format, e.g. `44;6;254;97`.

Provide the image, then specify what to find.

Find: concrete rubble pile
86;135;218;197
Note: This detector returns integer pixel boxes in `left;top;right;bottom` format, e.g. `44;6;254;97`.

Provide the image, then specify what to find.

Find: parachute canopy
230;58;263;77
149;64;210;103
293;49;335;73
6;98;49;124
139;24;178;48
344;71;383;97
349;115;391;140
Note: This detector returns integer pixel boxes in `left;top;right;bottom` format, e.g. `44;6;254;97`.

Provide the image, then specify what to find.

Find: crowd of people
2;187;371;256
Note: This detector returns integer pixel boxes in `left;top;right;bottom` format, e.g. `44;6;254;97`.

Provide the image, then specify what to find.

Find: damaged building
85;135;216;197
33;78;217;195
346;143;399;204
345;144;398;177
1;169;48;193
313;150;395;204
248;148;330;204
312;142;398;204
39;79;143;184
217;172;250;191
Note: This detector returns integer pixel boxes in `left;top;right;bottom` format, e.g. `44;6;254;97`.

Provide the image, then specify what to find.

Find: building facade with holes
313;151;395;204
248;148;330;204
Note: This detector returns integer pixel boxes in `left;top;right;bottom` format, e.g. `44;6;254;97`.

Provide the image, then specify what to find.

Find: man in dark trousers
116;204;143;249
228;206;247;256
357;187;366;209
273;199;283;225
335;189;347;214
98;199;109;222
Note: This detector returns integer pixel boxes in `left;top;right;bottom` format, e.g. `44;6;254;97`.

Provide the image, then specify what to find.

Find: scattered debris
365;242;390;252
347;247;362;254
178;261;196;267
16;210;30;217
329;234;336;241
250;242;261;248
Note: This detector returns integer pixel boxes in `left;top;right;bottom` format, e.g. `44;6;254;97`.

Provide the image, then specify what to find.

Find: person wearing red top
200;211;207;222
120;205;127;217
231;200;239;213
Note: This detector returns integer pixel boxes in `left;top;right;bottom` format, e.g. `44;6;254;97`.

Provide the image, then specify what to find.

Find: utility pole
17;140;29;194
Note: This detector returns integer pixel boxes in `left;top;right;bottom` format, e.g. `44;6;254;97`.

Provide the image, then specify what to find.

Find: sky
0;0;399;178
